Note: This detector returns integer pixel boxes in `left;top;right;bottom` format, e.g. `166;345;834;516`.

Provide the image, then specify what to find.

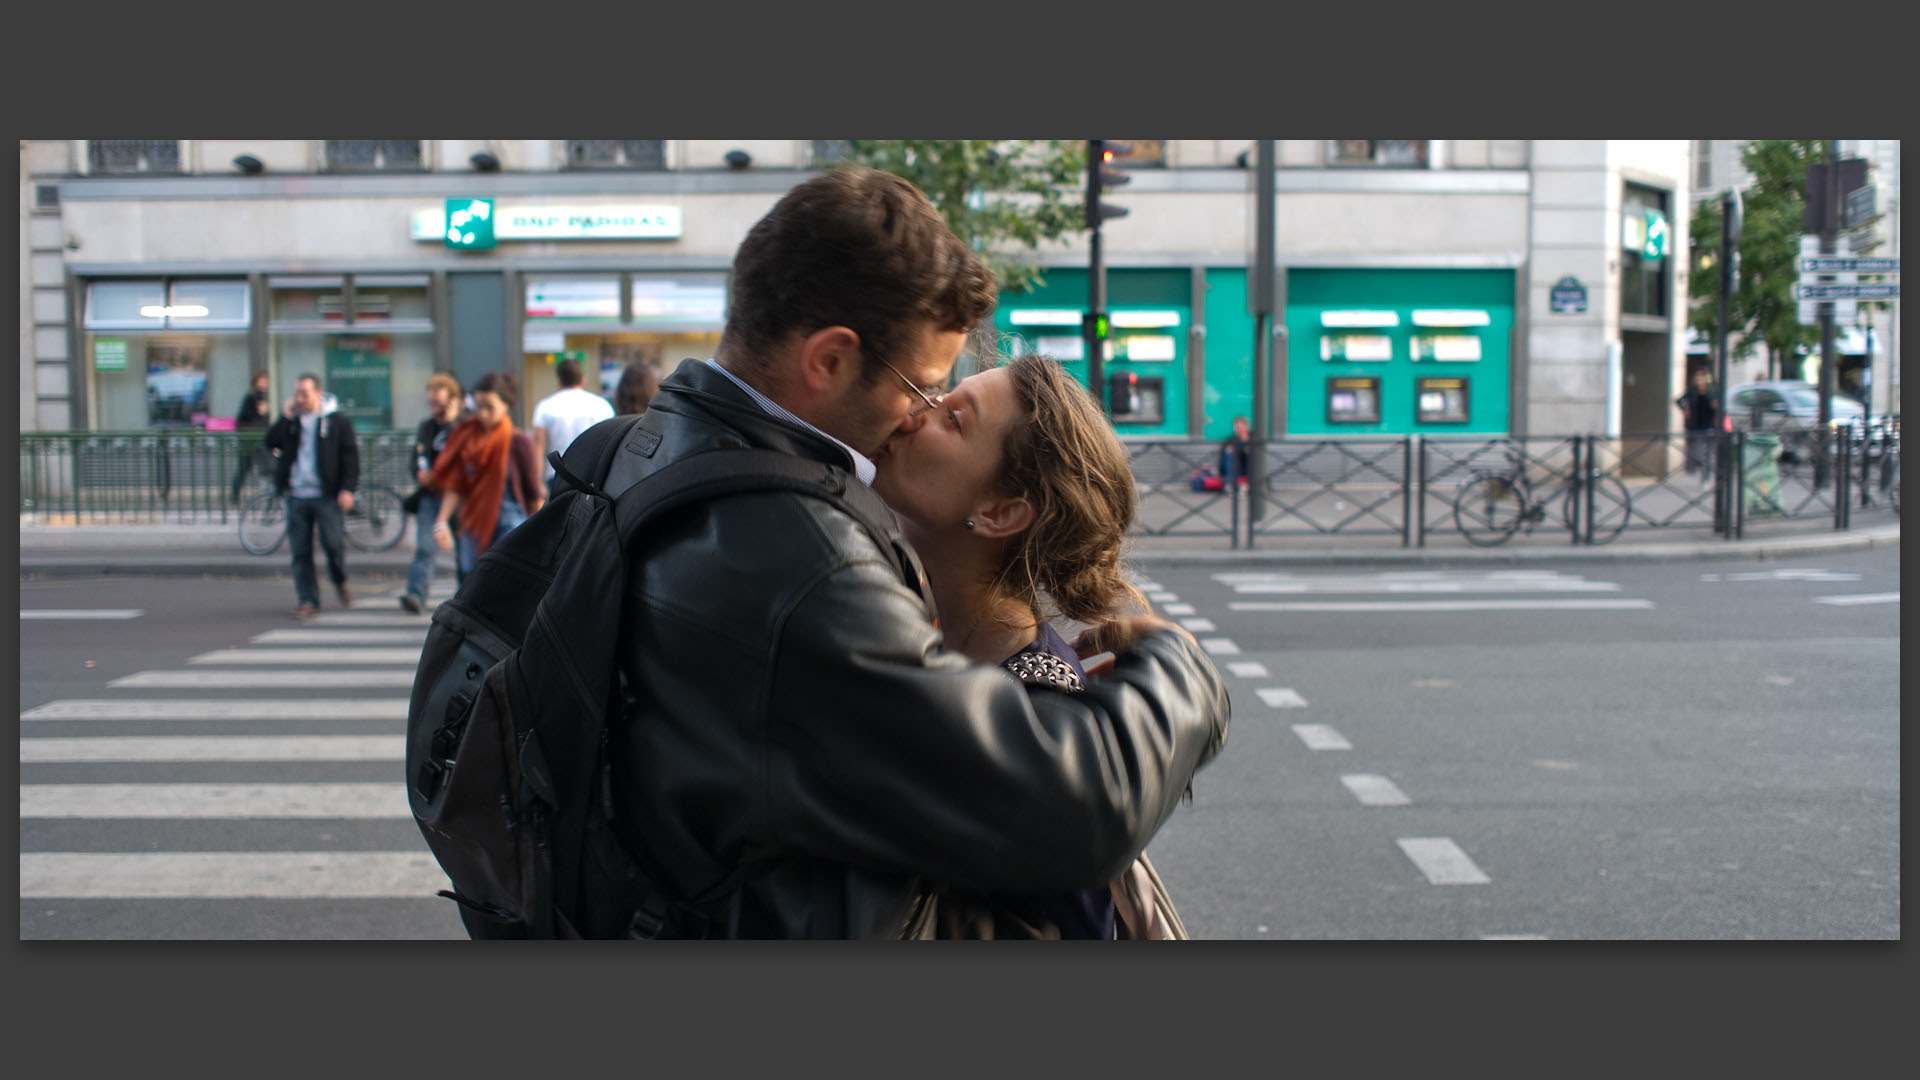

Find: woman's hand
433;521;454;550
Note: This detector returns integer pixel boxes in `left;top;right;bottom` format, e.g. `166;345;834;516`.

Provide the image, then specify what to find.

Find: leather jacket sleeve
761;544;1230;895
335;417;359;495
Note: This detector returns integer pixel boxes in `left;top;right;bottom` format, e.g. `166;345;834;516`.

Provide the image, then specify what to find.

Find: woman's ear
969;495;1034;540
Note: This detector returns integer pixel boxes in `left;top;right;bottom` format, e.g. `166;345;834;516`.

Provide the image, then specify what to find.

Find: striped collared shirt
704;359;877;486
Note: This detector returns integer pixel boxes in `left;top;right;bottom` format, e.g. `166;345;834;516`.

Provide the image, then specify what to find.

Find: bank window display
520;272;726;409
269;275;435;431
84;279;252;430
1326;140;1429;168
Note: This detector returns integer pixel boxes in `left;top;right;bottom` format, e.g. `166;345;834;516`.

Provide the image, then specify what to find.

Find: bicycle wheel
238;492;286;556
1454;473;1528;546
1563;473;1631;545
345;486;408;552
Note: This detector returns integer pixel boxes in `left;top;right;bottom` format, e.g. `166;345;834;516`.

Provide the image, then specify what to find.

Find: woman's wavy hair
988;351;1146;624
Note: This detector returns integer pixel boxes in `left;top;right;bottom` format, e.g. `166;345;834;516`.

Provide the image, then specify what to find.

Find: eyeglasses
876;355;947;417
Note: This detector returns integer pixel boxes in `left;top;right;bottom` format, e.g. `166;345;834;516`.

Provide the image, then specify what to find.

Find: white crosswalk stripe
21;594;449;935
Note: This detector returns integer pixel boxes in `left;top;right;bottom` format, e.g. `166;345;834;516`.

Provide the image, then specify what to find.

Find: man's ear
970;495;1034;540
795;326;862;394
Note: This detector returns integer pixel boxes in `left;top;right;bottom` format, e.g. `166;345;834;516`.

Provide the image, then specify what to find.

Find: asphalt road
16;546;1900;939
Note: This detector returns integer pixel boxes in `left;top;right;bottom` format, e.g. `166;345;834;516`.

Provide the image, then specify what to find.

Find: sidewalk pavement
15;514;1901;579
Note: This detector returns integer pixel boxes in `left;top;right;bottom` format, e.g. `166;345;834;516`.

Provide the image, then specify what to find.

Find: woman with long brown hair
428;371;545;584
871;349;1194;939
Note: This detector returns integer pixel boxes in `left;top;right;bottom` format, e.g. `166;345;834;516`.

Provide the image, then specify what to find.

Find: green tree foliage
842;140;1087;295
1688;140;1824;379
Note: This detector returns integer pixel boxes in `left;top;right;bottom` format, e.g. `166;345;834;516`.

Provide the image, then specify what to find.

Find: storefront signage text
412;204;682;242
94;338;129;372
1550;276;1588;315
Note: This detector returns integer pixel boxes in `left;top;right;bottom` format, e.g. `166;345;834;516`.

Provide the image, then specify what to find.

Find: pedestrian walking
264;373;359;620
427;371;544;585
529;358;614;482
613;360;659;415
229;370;272;504
399;373;463;614
539;166;1229;938
1677;368;1720;478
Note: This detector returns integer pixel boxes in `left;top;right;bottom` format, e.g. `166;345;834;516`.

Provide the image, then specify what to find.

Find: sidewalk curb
1127;525;1901;567
18;524;1898;577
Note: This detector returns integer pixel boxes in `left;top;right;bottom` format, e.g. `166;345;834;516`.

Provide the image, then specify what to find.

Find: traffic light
1087;140;1130;225
445;198;495;250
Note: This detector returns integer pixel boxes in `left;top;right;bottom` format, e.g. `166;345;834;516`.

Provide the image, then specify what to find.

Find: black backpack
405;415;922;938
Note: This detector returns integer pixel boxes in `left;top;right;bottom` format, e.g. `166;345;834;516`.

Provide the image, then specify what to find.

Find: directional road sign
1799;257;1899;275
1792;282;1899;301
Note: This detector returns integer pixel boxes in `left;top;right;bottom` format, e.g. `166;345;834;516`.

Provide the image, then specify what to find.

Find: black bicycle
1454;460;1631;547
238;482;407;555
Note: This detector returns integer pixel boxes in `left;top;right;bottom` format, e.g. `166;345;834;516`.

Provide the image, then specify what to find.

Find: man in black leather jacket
553;167;1231;938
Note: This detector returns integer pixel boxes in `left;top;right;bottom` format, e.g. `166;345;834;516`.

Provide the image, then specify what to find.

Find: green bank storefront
994;266;1515;440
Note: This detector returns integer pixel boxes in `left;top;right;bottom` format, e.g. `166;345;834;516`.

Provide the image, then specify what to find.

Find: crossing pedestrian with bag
426;371;544;586
399;373;463;613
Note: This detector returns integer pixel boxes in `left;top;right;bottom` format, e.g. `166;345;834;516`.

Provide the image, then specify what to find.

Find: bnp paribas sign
412;203;682;243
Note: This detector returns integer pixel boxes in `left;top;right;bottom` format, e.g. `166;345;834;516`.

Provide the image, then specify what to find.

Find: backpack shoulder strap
547;413;647;500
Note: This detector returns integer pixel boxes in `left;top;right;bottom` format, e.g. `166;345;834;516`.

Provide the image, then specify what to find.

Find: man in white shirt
530;359;615;481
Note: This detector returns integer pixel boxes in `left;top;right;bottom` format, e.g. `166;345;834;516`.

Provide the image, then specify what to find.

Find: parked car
1727;380;1867;464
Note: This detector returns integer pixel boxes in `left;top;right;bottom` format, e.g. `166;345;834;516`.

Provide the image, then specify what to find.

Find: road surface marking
1146;593;1179;605
1180;618;1217;632
22;699;410;721
21;852;449;900
1228;599;1654;613
1814;592;1899;606
22;782;411;819
20;735;404;763
1481;934;1548;940
252;629;428;645
1341;774;1411;806
188;648;423;665
1397;838;1491;885
1161;603;1197;616
306;613;432;626
1200;638;1240;656
1725;568;1861;582
1291;724;1351;751
1230;580;1621;594
19;609;144;620
1225;661;1269;679
1131;579;1160;591
109;669;416;688
1257;687;1309;708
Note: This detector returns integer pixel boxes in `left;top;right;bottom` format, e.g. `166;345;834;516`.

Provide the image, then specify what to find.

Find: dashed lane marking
21;782;411;819
1814;592;1899;606
20;735;404;763
1256;687;1309;708
1225;661;1269;679
1341;774;1411;806
21;852;449;900
109;670;416;689
1228;599;1654;613
187;648;423;665
1291;724;1351;751
1398;838;1491;885
1200;638;1240;656
251;629;426;645
20;609;144;620
1161;603;1197;616
1180;618;1217;632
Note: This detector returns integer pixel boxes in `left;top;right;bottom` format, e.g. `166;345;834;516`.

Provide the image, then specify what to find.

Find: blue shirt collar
704;359;877;486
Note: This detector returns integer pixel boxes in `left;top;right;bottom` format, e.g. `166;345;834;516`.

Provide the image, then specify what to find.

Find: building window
87;140;181;174
1326;140;1430;168
83;278;252;431
324;140;424;172
810;140;852;167
567;140;667;170
1620;184;1672;319
1694;140;1713;190
1105;140;1166;167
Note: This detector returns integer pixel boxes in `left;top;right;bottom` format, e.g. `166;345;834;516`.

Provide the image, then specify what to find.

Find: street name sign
1799;257;1899;274
1792;282;1899;301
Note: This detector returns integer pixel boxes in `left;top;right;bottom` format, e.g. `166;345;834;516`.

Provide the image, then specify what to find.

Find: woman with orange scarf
429;371;545;583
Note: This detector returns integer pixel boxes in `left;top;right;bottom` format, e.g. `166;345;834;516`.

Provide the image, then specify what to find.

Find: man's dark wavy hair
721;166;996;380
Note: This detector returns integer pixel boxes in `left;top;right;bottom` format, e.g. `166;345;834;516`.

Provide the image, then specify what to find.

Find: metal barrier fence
20;423;1899;543
20;430;417;524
